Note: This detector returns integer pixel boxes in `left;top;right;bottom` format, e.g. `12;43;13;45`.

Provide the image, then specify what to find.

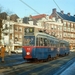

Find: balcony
14;41;22;46
2;29;13;34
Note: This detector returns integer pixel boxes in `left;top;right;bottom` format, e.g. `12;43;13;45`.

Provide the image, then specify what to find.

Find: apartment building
51;8;75;49
30;14;63;40
1;16;42;52
1;8;75;53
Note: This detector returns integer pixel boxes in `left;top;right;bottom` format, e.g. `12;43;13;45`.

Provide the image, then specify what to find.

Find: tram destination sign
25;27;34;35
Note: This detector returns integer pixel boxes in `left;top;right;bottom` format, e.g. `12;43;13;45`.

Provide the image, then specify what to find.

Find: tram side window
56;41;58;47
36;37;44;46
50;40;54;47
36;37;50;46
36;37;39;46
60;43;62;47
47;39;50;46
54;41;56;47
50;40;52;46
55;41;59;47
65;43;69;48
60;43;65;48
44;38;48;46
39;38;44;46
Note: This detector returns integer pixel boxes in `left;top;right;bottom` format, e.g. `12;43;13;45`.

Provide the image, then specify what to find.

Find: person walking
0;45;6;63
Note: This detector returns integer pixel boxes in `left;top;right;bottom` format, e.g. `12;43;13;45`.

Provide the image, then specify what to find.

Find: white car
15;48;22;54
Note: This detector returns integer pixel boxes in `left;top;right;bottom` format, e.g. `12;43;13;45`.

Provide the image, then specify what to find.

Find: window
36;37;39;46
9;25;12;29
71;23;73;28
63;27;66;31
19;34;22;38
63;22;66;26
14;27;18;31
39;38;44;46
67;23;70;28
59;26;62;31
24;36;35;46
5;24;8;29
68;28;70;32
50;40;54;46
15;37;18;42
44;38;48;46
18;27;22;32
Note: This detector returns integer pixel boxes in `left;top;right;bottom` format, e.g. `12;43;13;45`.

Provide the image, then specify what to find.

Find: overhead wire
53;0;61;11
20;0;40;15
20;0;49;20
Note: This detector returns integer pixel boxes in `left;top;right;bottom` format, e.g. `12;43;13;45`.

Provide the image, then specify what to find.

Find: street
0;51;75;75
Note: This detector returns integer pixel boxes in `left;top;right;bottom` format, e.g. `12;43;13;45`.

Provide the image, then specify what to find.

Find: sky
0;0;75;18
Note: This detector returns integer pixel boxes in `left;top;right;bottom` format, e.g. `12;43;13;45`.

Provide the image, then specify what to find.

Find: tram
22;27;70;61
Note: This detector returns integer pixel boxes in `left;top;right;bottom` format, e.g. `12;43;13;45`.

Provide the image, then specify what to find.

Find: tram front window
24;36;35;46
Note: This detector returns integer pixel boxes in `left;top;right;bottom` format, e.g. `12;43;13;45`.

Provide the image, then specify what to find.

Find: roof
36;32;58;40
57;12;75;22
31;14;46;19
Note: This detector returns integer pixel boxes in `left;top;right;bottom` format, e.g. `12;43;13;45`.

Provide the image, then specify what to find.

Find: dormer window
19;20;21;22
17;18;23;23
67;13;70;16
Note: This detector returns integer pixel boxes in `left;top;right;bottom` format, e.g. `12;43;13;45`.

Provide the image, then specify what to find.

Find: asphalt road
0;51;75;75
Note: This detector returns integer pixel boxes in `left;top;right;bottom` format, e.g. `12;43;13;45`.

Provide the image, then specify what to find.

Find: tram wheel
47;55;51;61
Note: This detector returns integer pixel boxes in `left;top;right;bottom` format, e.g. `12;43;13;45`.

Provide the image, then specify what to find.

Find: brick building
51;8;75;49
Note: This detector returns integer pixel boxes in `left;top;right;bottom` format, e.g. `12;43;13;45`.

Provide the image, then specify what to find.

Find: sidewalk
60;62;75;75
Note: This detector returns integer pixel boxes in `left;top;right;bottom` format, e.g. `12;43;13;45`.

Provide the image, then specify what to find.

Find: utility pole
0;19;2;45
7;16;11;55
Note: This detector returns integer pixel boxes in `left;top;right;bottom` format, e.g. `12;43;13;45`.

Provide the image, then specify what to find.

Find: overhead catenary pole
7;16;11;55
0;19;2;45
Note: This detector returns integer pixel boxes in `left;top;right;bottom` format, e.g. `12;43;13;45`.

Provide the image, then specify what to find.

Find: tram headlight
26;52;30;55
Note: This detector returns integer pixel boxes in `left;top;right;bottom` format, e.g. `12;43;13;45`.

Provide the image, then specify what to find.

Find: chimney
52;8;56;13
67;13;70;16
61;10;64;14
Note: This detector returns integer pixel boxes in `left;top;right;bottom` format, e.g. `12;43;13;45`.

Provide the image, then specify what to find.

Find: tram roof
59;39;69;44
35;32;58;40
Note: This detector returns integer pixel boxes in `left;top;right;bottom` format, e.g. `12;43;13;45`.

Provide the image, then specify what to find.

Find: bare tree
0;5;4;13
5;9;13;15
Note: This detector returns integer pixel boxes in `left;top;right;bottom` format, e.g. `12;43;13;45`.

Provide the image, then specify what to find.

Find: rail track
0;51;75;75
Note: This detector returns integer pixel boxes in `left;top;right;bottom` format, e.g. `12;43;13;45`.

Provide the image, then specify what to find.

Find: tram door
36;37;49;59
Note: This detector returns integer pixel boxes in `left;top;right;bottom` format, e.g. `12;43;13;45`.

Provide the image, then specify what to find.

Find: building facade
51;8;75;49
1;17;43;52
1;8;75;53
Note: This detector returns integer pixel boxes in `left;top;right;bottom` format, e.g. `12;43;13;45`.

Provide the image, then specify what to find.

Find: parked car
14;48;22;54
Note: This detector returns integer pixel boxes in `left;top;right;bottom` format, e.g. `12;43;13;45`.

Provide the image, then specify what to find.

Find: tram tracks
1;52;75;75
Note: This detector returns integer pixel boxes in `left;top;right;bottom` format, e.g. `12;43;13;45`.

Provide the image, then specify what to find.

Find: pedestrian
0;45;6;63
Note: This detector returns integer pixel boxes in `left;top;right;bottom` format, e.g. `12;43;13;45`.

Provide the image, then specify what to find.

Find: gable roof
31;14;46;19
10;14;19;22
0;12;7;20
57;12;75;22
